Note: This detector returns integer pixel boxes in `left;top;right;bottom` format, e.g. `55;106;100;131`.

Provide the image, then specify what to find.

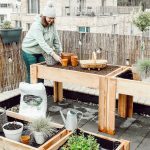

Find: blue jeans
22;51;45;83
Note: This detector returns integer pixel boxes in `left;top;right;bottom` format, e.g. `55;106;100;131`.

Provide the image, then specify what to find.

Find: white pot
3;122;23;142
33;131;45;144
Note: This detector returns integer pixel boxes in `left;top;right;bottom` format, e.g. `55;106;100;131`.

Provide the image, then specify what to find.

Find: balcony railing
62;6;140;17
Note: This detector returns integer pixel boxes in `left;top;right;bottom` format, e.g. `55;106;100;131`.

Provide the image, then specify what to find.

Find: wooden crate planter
0;111;70;150
110;67;150;118
48;129;130;150
30;62;127;135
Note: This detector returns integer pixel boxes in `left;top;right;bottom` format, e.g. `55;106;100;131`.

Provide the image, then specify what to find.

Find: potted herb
61;133;99;150
29;117;56;144
0;20;22;44
133;11;150;59
137;59;150;79
2;121;23;142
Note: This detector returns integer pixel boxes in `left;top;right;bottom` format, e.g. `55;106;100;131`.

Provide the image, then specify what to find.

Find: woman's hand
51;51;62;63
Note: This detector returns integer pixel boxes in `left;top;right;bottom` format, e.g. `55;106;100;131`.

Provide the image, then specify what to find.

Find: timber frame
30;63;128;135
0;111;70;150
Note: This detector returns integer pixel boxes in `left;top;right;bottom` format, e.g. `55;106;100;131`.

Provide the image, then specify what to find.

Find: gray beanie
43;1;56;18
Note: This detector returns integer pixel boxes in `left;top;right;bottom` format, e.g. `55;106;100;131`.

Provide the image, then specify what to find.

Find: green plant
61;133;99;150
1;21;13;29
133;11;150;59
29;117;55;137
137;59;150;78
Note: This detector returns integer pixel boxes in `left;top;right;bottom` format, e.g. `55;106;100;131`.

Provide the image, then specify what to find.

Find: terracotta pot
61;53;74;64
20;135;30;144
71;60;78;67
71;55;78;61
61;59;68;67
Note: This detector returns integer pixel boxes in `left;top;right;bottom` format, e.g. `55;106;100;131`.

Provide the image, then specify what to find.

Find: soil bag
19;82;47;118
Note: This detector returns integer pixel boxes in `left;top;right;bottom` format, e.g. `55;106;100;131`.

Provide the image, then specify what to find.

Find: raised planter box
0;111;70;150
48;129;130;150
30;62;127;135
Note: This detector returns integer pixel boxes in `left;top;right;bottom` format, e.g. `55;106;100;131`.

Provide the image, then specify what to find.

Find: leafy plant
29;117;56;137
137;59;150;78
133;11;150;59
1;21;13;29
133;11;150;32
61;133;99;150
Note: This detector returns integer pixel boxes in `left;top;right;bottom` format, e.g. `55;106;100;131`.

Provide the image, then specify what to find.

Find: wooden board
0;111;70;150
48;128;130;150
79;59;107;70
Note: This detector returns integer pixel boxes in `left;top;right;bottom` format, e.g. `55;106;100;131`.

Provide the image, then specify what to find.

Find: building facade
11;0;143;36
0;0;20;25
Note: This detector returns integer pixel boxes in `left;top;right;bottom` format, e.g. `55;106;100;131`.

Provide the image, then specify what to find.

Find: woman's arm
31;24;54;55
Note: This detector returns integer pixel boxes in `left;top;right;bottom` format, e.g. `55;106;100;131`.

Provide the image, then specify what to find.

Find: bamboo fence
0;31;150;92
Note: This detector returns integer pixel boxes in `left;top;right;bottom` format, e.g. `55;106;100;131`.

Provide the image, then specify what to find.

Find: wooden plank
107;77;117;135
53;82;63;102
98;76;108;133
30;64;38;84
117;78;150;99
0;136;37;150
6;111;63;128
58;82;63;102
106;66;126;77
39;130;70;150
37;64;100;89
53;81;58;102
127;95;133;118
118;94;127;118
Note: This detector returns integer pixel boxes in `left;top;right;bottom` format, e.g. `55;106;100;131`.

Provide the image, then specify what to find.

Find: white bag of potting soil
19;82;47;118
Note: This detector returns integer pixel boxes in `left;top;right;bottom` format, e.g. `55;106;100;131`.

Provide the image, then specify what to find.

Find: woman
22;2;62;83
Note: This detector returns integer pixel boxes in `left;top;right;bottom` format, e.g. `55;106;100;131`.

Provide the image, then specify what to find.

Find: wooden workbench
30;63;127;135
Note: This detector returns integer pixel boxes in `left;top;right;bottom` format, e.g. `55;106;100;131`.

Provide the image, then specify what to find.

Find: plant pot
131;64;141;80
42;52;58;66
20;135;30;144
61;59;68;67
71;60;78;67
2;122;23;142
71;55;78;61
0;28;22;44
33;131;45;144
0;107;7;132
61;53;74;64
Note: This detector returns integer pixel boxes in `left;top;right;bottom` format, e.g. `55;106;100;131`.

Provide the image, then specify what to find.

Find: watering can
60;109;83;131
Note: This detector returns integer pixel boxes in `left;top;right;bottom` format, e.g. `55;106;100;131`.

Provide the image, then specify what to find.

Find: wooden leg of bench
99;77;107;133
127;95;133;118
53;82;63;102
58;82;63;102
107;78;117;135
118;94;133;118
30;64;38;84
118;94;127;118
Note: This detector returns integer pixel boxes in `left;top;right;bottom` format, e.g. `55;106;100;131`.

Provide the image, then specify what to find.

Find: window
79;26;90;33
28;0;40;14
0;15;5;24
15;21;22;28
27;23;31;30
112;24;117;34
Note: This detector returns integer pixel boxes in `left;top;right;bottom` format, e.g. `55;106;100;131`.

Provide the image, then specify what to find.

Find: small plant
1;21;13;29
137;59;150;79
61;133;99;150
29;117;55;137
133;11;150;59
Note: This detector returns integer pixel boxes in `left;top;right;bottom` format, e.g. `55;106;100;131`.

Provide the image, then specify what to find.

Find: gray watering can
60;109;83;131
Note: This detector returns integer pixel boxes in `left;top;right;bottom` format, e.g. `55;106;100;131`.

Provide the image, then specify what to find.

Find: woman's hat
43;1;56;17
